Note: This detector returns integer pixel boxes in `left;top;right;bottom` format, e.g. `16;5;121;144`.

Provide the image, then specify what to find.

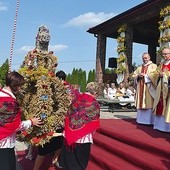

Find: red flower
48;71;55;77
49;51;54;54
47;132;54;136
31;137;41;144
22;130;28;136
33;49;37;53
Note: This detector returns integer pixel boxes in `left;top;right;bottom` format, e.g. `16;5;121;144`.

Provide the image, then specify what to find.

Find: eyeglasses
162;53;170;55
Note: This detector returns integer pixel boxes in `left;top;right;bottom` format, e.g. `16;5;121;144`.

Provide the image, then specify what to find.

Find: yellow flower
117;45;126;54
117;54;126;63
158;20;170;31
117;24;127;34
115;63;126;74
160;6;170;18
117;37;125;43
158;34;170;43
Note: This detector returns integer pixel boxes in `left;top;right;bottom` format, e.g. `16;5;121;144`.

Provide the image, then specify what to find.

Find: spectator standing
153;48;170;132
58;82;100;170
0;71;42;170
132;52;157;125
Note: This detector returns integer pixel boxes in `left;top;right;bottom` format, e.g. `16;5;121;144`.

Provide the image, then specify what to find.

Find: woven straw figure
18;26;70;146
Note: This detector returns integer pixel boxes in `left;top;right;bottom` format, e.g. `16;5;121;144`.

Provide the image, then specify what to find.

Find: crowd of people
103;47;170;133
0;47;169;170
103;81;136;108
0;70;100;170
0;72;43;170
133;48;170;133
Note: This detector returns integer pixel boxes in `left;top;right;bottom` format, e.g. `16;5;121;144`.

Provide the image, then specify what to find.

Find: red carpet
17;150;59;170
17;119;170;170
88;119;170;170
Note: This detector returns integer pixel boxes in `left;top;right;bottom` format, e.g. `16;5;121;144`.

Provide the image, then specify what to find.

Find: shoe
52;155;59;165
55;162;63;169
25;155;33;160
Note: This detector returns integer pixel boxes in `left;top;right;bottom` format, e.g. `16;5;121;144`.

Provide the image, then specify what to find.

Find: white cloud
17;46;34;53
64;12;116;27
0;2;8;11
49;44;68;52
17;44;68;53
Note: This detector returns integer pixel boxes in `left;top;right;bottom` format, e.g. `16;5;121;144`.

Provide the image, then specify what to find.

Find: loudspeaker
108;57;117;68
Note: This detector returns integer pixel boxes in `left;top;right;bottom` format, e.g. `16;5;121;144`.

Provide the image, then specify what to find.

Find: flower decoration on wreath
115;24;127;84
160;6;170;18
158;5;170;56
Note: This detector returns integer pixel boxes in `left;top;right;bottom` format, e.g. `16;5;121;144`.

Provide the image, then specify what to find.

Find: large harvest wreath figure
18;26;71;146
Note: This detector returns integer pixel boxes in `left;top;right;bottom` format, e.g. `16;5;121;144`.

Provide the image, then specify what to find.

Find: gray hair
86;82;100;95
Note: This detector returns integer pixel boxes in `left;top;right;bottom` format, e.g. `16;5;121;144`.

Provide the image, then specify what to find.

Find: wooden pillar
95;34;106;83
125;25;133;74
148;44;157;64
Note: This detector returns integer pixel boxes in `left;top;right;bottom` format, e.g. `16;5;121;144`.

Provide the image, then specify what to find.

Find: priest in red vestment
153;47;170;132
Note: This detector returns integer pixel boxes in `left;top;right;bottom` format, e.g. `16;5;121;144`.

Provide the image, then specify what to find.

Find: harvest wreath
17;50;71;146
17;26;71;146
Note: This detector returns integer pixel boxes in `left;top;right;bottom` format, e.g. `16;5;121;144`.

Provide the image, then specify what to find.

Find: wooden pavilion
87;0;170;83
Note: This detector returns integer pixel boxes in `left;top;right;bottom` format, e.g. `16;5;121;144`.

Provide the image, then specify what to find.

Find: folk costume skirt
38;136;63;156
0;148;16;170
59;142;91;170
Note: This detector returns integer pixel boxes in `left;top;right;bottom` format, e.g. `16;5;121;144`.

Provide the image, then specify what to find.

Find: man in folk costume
58;82;100;170
153;47;170;132
132;52;157;125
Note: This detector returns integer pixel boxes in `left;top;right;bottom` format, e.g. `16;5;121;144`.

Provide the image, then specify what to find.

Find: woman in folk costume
0;71;42;170
132;52;157;125
152;47;170;132
59;82;100;170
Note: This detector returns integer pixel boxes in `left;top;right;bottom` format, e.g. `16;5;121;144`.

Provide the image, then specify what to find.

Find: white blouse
0;88;32;148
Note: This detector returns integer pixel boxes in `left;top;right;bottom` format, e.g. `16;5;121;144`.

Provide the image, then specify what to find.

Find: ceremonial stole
139;64;149;108
156;63;170;115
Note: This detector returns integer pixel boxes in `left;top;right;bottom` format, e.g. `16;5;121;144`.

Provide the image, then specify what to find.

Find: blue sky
0;0;147;74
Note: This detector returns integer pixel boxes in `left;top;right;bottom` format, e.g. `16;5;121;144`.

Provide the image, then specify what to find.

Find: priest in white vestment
132;52;157;125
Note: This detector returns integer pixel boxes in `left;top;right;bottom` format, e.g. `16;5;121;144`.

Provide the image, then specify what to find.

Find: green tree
91;69;95;81
87;70;92;84
71;68;79;84
66;68;98;92
66;73;71;83
80;70;86;92
104;68;112;74
0;59;9;86
104;68;115;74
77;68;83;86
87;69;95;83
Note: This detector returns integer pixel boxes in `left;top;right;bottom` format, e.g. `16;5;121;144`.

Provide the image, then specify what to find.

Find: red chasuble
156;63;170;115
